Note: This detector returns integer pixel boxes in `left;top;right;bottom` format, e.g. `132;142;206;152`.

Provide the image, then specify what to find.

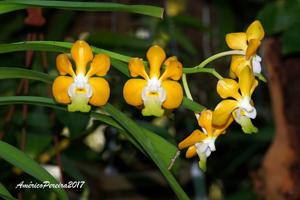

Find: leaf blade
0;141;68;200
0;0;164;18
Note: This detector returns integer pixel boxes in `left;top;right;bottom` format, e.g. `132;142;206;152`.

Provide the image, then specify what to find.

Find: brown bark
252;38;300;200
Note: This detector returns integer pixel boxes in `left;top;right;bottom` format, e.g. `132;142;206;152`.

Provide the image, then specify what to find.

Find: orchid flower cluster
52;20;265;171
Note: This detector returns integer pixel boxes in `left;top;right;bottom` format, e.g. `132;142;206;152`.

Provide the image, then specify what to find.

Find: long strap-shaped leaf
104;104;190;200
0;0;164;18
0;141;68;200
0;183;16;200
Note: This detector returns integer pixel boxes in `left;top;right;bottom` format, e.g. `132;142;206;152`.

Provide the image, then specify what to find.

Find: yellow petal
250;79;258;96
238;66;254;97
128;58;149;79
161;80;183;109
147;45;166;78
160;56;183;81
71;40;93;75
186;146;197;158
216;78;241;100
212;100;238;127
198;110;213;136
225;32;247;50
230;55;246;77
86;54;110;77
56;54;75;76
246;20;265;41
213;116;233;136
52;76;73;104
245;39;261;59
123;79;147;106
88;77;110;106
178;129;207;150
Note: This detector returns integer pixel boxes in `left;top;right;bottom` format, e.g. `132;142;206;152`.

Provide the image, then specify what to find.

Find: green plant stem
182;73;199;119
193;50;245;69
183;68;224;79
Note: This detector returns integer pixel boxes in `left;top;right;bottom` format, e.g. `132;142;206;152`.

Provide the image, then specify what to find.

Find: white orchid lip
141;77;166;103
252;55;262;75
195;137;216;158
68;74;93;99
237;97;257;119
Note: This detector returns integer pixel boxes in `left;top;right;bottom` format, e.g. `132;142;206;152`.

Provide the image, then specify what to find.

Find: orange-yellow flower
52;40;110;112
178;110;233;171
212;66;258;134
226;20;264;78
123;45;183;117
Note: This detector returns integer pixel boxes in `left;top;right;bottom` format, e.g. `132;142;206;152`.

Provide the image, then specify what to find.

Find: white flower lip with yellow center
237;97;257;119
68;74;92;98
67;74;93;112
142;77;166;102
141;77;166;117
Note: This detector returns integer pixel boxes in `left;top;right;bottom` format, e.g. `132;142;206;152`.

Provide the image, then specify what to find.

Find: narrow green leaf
0;67;54;84
0;183;16;200
0;141;68;200
0;0;164;18
0;41;131;63
0;3;26;14
104;104;190;200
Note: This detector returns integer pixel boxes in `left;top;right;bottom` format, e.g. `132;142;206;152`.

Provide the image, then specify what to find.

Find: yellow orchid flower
178;110;233;171
52;40;110;112
226;20;264;78
123;45;183;117
212;66;258;134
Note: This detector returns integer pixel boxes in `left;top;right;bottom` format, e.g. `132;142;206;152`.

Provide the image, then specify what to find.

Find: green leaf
0;3;25;14
0;0;164;18
0;41;131;63
0;67;54;84
104;104;190;200
0;183;16;200
0;141;68;200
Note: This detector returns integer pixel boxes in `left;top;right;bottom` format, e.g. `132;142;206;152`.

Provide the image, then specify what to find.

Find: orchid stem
194;50;244;69
182;73;199;119
182;50;245;78
183;68;223;79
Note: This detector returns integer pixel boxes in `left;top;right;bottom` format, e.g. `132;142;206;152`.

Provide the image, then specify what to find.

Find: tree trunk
253;38;300;200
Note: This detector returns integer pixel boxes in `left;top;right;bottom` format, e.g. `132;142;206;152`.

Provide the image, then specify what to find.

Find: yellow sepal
71;40;93;75
246;20;265;41
147;45;166;78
